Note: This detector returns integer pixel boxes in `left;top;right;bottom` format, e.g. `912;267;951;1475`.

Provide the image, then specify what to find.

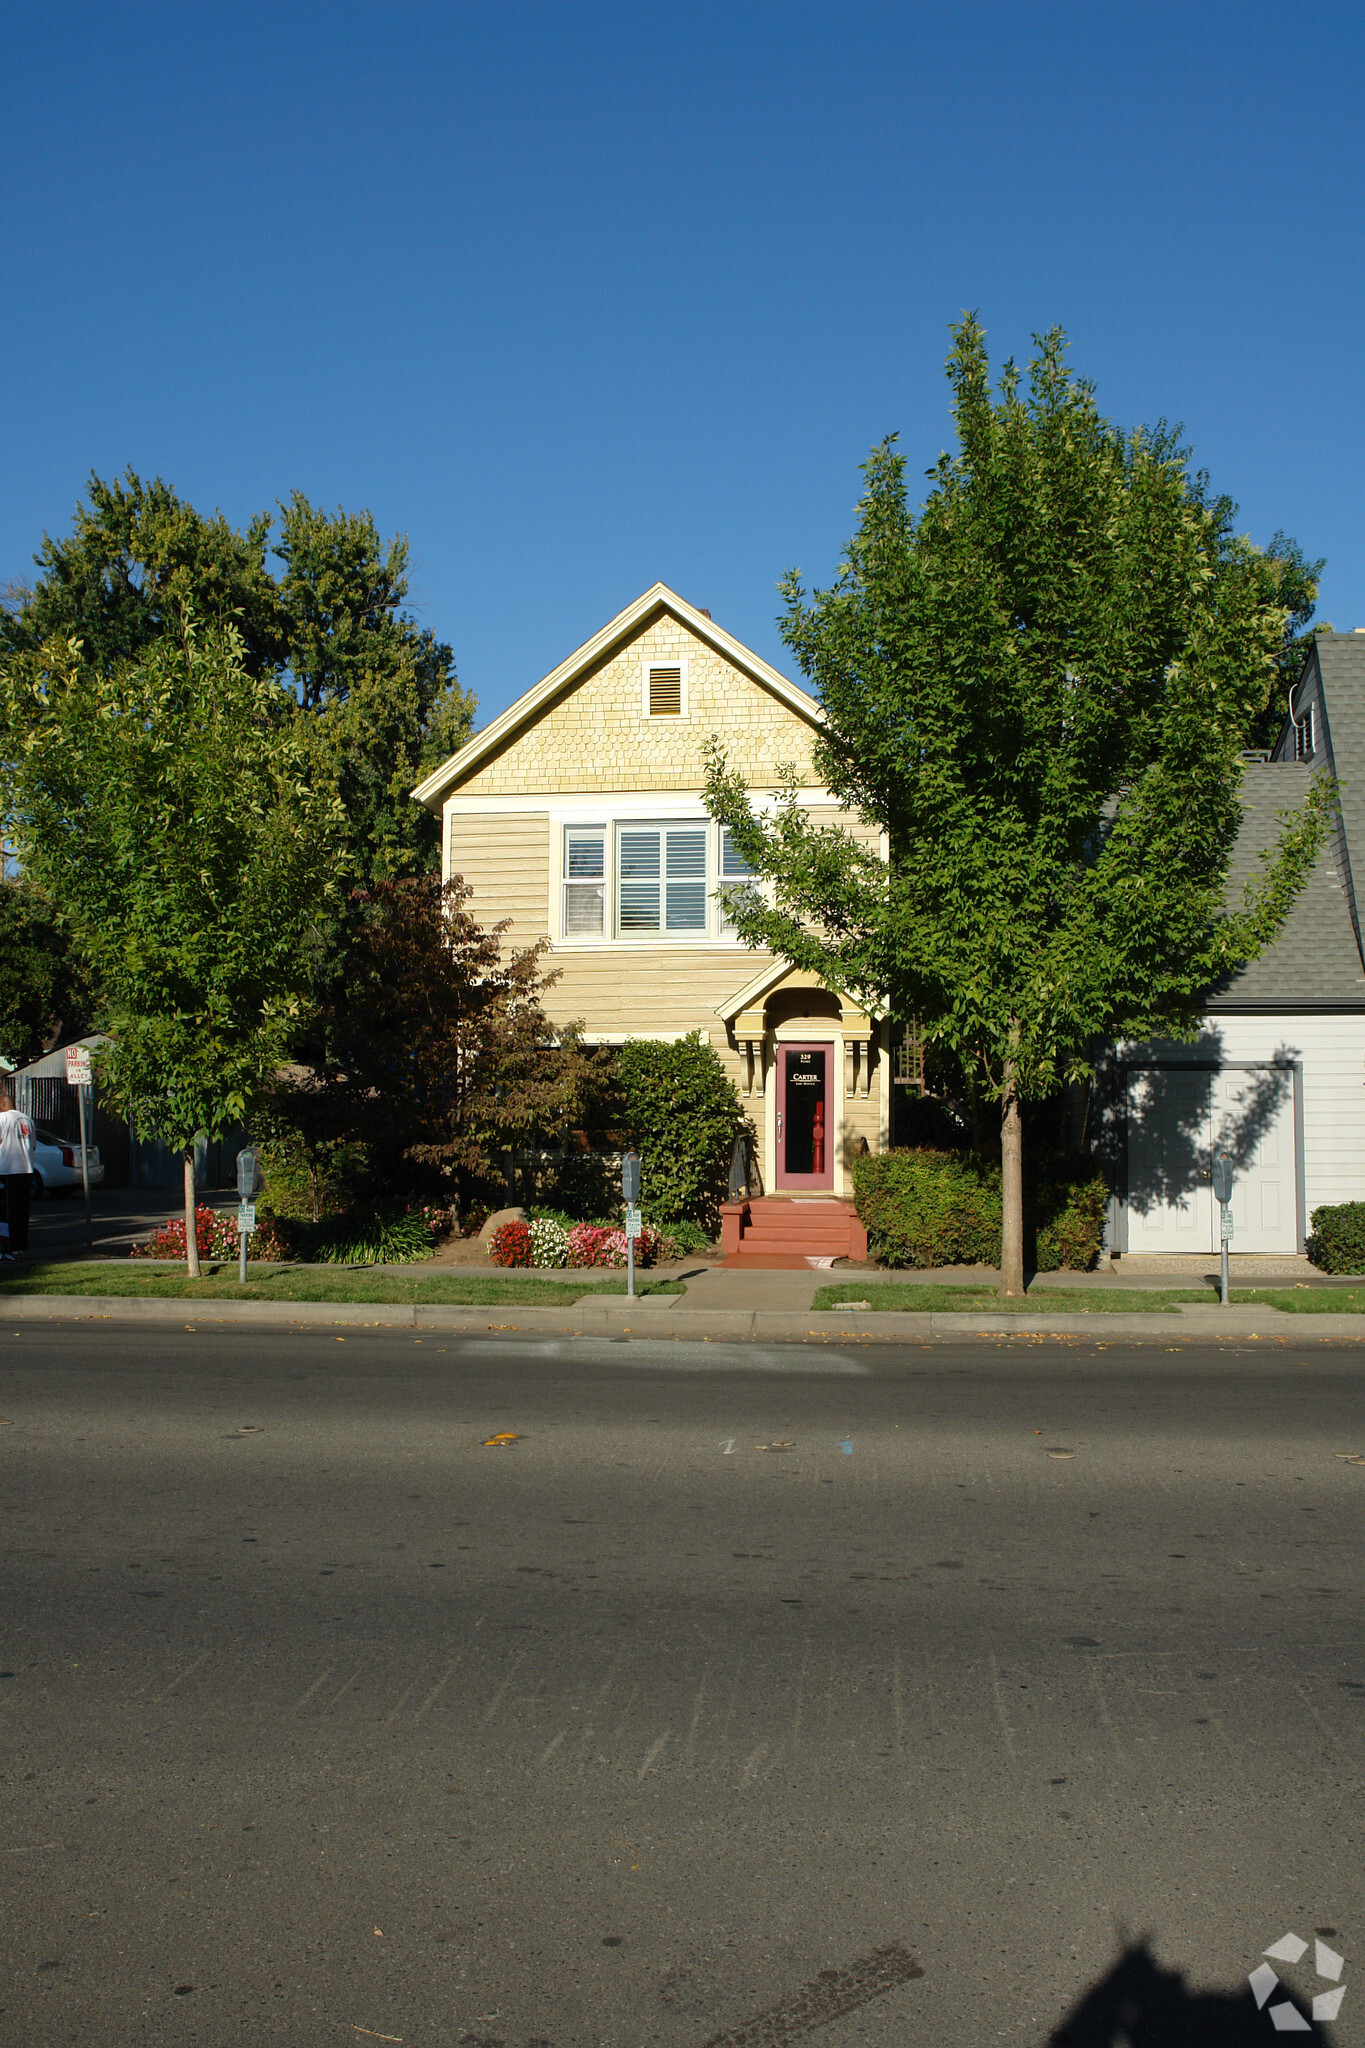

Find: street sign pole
1211;1151;1234;1306
64;1046;94;1252
79;1083;92;1251
622;1149;642;1301
1221;1210;1229;1307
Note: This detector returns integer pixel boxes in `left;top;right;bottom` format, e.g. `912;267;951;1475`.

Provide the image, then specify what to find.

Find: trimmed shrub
615;1033;747;1231
853;1147;1109;1271
1033;1168;1110;1273
853;1149;1001;1268
529;1216;569;1267
1310;1202;1365;1274
488;1220;533;1267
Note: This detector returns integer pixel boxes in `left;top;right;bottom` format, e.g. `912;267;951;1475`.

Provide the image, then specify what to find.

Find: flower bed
487;1214;666;1269
131;1204;294;1262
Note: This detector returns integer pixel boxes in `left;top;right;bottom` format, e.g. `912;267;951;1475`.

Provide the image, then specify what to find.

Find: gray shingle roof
1210;638;1365;1009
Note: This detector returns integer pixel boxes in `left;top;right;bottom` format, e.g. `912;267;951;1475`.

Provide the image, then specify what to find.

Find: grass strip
0;1262;684;1305
811;1281;1208;1314
1230;1286;1365;1313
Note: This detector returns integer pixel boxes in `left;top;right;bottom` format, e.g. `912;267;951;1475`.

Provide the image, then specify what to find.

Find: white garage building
1101;632;1365;1261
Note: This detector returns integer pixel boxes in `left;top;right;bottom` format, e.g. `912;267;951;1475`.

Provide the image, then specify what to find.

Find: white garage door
1126;1066;1297;1254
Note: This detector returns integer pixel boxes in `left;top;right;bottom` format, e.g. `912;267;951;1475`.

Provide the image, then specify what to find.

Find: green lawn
1231;1286;1365;1313
0;1262;684;1305
811;1281;1206;1314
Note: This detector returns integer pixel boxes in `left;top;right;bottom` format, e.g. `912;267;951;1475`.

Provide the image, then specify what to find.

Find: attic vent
1295;703;1316;761
648;665;683;717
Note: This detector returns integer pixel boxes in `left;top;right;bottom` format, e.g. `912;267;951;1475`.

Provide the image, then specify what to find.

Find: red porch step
720;1197;868;1267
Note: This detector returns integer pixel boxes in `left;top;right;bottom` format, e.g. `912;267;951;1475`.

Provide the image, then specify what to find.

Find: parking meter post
1219;1210;1228;1305
622;1150;641;1300
236;1147;259;1285
79;1084;92;1250
1211;1151;1233;1306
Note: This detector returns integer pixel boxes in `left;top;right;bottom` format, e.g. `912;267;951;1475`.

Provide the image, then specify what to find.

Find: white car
29;1126;105;1197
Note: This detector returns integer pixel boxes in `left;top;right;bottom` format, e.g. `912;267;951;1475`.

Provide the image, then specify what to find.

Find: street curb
2;1293;1364;1343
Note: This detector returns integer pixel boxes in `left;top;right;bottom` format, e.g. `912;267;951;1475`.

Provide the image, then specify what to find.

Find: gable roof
1207;761;1365;1010
412;583;823;811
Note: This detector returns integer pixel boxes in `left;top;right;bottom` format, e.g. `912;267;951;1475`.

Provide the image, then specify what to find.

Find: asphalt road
1;1324;1362;2047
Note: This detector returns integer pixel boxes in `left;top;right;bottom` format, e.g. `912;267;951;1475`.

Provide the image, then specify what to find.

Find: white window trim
560;821;607;941
615;818;711;939
640;654;690;720
548;812;766;947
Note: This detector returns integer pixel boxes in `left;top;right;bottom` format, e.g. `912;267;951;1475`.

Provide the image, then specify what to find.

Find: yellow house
412;584;889;1205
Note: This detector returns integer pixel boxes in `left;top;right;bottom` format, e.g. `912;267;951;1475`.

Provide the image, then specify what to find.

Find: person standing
0;1085;36;1261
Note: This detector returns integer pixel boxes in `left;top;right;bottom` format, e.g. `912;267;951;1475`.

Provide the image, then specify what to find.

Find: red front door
776;1043;835;1190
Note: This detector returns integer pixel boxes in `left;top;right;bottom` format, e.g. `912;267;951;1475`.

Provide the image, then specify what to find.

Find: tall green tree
0;880;94;1067
2;471;475;881
2;621;344;1275
705;319;1331;1297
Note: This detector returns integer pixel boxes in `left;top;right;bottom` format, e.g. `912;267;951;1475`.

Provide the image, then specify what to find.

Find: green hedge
615;1032;747;1232
852;1147;1109;1271
852;1148;1001;1267
1309;1202;1365;1274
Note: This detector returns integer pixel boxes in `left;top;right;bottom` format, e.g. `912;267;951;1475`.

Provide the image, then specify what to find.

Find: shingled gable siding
445;614;819;797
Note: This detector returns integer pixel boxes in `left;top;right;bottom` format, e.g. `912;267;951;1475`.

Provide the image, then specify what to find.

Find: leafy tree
261;875;609;1220
2;622;344;1275
705;318;1330;1296
0;880;94;1066
1;471;287;677
2;472;475;882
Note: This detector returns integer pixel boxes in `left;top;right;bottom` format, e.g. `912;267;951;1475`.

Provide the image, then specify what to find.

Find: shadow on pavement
1047;1941;1328;2044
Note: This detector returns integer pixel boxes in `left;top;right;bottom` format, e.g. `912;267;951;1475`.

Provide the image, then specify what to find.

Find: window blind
563;827;605;935
618;825;707;932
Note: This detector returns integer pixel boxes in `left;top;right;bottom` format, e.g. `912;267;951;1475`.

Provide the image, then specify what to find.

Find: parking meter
1211;1151;1233;1303
622;1151;641;1297
235;1147;261;1284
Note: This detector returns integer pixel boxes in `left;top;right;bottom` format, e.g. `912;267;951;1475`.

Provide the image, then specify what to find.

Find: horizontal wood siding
445;810;550;946
1121;1013;1365;1219
546;946;777;1036
1212;1013;1365;1215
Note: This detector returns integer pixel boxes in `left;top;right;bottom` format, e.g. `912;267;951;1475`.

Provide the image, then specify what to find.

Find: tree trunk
999;1074;1025;1299
184;1146;201;1280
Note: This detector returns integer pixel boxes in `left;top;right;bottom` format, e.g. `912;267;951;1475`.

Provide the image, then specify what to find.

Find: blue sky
4;1;1364;727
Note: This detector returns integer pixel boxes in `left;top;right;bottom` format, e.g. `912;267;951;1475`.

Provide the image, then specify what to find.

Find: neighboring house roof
412;583;823;811
1208;761;1365;1011
8;1033;109;1081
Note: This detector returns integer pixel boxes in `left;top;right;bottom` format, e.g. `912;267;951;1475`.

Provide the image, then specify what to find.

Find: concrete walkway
2;1285;1362;1344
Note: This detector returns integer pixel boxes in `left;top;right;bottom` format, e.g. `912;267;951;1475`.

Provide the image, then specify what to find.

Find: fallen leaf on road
482;1432;520;1447
757;1439;795;1452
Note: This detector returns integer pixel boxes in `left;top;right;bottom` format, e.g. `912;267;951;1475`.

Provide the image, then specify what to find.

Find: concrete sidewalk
1;1287;1362;1344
